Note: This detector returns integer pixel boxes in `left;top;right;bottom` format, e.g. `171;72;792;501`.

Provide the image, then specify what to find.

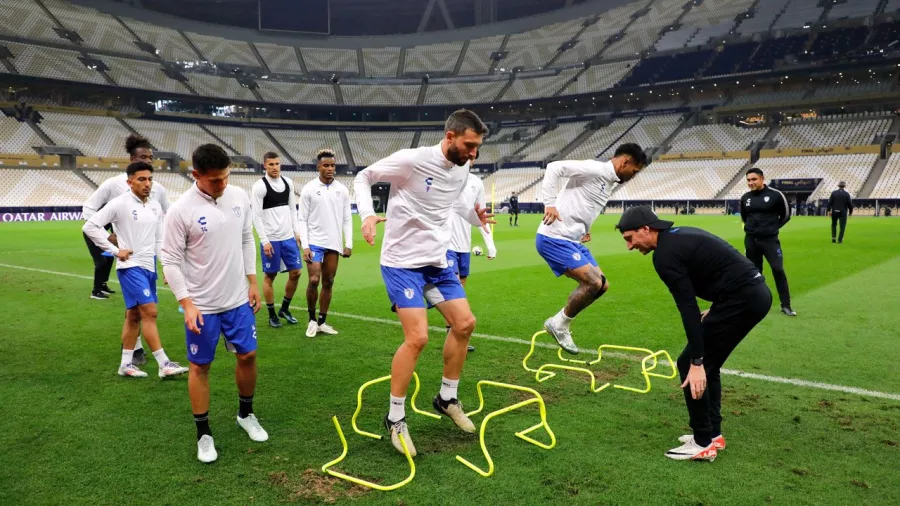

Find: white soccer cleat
158;361;189;379
384;416;417;457
317;323;339;335
197;435;217;463
543;318;579;355
118;364;148;378
679;434;726;450
236;413;269;442
305;320;319;338
433;396;476;433
665;436;717;461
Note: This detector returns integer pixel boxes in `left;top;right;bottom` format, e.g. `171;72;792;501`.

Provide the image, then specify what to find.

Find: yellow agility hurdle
522;331;677;393
352;371;440;440
321;416;416;491
456;380;556;478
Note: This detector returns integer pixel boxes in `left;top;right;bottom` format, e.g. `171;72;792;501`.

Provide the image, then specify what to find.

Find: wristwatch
691;357;704;366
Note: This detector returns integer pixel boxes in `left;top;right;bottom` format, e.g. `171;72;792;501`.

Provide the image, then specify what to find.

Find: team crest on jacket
232;206;242;217
764;196;770;202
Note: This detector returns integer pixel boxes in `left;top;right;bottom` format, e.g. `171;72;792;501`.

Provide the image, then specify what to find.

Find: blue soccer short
381;265;466;309
536;233;598;277
185;304;258;365
117;266;158;309
309;244;339;263
446;250;472;278
261;239;303;274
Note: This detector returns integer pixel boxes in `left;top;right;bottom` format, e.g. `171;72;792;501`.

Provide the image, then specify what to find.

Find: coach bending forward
616;206;772;462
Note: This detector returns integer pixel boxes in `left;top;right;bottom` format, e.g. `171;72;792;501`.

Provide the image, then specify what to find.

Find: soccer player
82;162;188;379
82;134;169;365
354;109;494;457
161;144;267;464
537;144;647;354
298;149;353;338
827;181;853;243
250;151;303;328
447;172;497;287
740;168;795;316
616;206;772;462
508;191;519;226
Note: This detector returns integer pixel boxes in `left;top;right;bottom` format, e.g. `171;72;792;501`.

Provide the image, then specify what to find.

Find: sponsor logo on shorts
190;344;199;355
142;288;151;297
403;288;414;299
572;252;582;261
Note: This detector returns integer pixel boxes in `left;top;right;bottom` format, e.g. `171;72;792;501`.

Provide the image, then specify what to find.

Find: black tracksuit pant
83;231;113;292
744;234;791;308
831;212;848;242
676;281;772;444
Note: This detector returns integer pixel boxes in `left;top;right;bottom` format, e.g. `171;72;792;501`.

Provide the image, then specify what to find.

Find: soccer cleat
679;434;726;450
118;363;148;378
100;284;116;295
433;396;476;433
91;290;109;300
543;317;579;355
158;361;189;378
384;415;417;457
317;323;338;335
236;413;269;442
781;306;797;317
665;436;717;461
132;348;147;366
305;320;318;338
467;345;475;352
268;316;282;328
278;310;298;325
197;435;217;463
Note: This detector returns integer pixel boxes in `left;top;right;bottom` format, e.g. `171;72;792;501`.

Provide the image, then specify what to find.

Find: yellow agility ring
522;331;677;393
351;371;440;440
321;416;416;491
455;380;556;478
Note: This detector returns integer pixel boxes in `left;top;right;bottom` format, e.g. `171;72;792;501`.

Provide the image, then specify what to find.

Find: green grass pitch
1;213;898;505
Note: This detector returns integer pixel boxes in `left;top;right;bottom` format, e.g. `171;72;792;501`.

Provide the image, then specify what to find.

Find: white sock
555;308;573;327
388;395;406;422
440;377;459;401
121;348;134;368
152;348;169;366
135;336;144;351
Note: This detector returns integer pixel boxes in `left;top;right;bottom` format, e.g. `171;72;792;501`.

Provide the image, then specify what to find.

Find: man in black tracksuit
616;206;772;462
508;192;520;226
740;168;795;316
827;181;853;244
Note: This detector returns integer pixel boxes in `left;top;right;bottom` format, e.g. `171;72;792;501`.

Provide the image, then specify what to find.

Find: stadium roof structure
135;0;602;36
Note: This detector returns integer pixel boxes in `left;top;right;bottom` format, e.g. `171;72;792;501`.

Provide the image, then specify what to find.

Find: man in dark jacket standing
827;181;853;244
740;168;795;316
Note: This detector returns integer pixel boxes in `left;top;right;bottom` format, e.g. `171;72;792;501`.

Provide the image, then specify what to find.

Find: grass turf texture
0;214;898;505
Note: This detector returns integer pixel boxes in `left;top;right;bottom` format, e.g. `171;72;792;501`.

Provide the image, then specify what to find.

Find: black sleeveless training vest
261;177;290;210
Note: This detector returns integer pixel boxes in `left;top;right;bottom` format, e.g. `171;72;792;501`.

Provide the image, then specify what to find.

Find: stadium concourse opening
1;0;900;503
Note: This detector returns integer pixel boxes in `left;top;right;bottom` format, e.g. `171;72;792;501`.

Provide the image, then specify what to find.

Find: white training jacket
161;184;256;314
354;143;483;269
448;173;497;257
82;191;163;272
83;173;169;220
298;177;353;252
250;175;301;244
537;159;620;243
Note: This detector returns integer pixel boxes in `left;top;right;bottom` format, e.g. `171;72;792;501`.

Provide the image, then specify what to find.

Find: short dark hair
746;167;764;178
613;143;648;167
125;134;152;156
126;161;154;176
192;144;230;174
317;149;336;161
445;109;489;136
262;151;279;163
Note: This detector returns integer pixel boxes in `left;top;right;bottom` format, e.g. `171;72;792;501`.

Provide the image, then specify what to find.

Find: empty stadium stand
721;154;877;199
612;158;747;200
669;124;768;153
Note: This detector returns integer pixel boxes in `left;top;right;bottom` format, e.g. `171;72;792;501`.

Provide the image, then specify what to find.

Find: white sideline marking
2;262;899;402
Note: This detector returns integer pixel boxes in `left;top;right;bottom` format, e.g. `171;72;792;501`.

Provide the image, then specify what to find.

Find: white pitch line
2;262;899;402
